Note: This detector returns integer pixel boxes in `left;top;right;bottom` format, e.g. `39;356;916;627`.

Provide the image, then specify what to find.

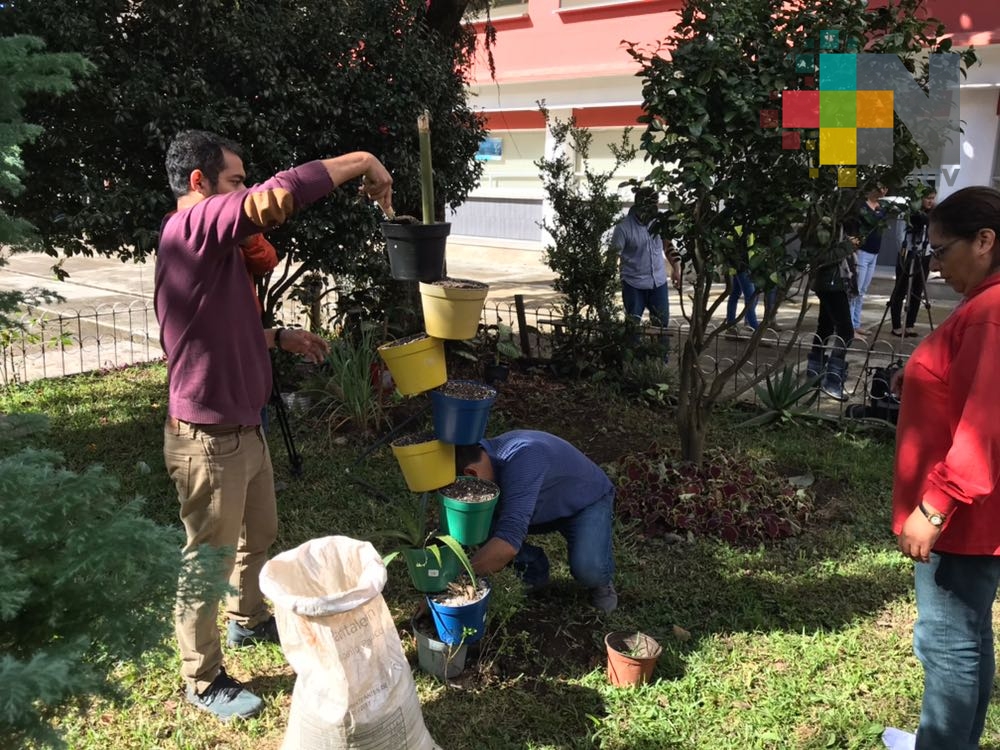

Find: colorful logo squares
781;90;892;130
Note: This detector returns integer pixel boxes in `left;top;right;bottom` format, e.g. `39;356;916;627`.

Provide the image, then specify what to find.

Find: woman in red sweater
886;186;1000;750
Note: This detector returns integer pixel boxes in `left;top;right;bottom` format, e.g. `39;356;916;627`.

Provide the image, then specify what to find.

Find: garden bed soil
438;478;497;503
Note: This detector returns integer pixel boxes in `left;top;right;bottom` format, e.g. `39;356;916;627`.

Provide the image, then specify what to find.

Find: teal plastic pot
427;583;491;645
438;478;500;546
430;381;497;444
401;545;460;593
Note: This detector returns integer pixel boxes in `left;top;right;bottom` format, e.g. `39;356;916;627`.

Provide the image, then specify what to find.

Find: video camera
846;361;904;425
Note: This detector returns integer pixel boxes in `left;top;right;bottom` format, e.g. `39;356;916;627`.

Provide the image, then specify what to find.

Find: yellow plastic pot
377;334;447;396
419;279;490;341
391;438;456;493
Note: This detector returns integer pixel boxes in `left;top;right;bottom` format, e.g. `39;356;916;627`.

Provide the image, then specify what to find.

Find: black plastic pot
381;221;449;282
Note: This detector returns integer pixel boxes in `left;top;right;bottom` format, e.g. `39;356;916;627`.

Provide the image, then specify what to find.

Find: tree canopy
626;0;975;462
3;0;487;323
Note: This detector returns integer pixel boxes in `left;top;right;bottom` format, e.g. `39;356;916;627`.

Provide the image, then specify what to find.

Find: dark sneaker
185;668;263;722
226;616;280;648
590;583;618;613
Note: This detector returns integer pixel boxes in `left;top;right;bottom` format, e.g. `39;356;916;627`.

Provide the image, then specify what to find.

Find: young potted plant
426;575;491;646
604;630;663;687
381;110;448;281
390;432;455;493
437;477;500;546
378;498;473;594
430;380;497;445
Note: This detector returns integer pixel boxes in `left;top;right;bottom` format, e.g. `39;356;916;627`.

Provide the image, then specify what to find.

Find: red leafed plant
609;445;812;546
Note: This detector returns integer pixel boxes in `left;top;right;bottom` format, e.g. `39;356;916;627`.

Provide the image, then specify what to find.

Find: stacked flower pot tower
375;111;500;680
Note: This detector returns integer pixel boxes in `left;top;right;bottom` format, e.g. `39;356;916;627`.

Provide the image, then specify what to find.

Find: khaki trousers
164;420;277;692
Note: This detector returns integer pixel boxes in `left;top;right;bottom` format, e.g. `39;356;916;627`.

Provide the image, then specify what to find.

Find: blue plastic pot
427;583;491;645
430;380;497;445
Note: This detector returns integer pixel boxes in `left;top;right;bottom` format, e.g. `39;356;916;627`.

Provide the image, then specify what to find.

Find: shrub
0;414;226;747
609;445;812;546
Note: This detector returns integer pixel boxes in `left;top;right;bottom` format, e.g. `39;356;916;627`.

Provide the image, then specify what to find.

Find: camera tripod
269;356;304;478
870;237;936;341
850;234;935;403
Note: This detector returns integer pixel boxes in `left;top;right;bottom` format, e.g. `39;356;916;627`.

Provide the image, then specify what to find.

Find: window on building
467;0;529;22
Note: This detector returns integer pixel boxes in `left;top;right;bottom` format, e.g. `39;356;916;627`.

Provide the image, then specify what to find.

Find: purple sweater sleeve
155;160;335;425
170;160;334;252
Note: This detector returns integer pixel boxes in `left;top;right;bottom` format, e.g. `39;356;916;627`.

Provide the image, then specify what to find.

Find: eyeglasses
928;238;961;260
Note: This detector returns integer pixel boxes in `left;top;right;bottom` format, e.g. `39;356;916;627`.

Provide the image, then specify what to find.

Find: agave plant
740;364;833;427
375;497;477;583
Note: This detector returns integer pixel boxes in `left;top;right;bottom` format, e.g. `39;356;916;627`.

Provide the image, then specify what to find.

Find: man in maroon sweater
156;130;391;721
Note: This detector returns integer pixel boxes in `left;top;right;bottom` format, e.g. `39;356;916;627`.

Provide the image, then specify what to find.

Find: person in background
849;184;888;336
454;430;618;613
611;186;681;358
156;129;391;721
805;238;857;401
884;186;1000;750
889;190;936;338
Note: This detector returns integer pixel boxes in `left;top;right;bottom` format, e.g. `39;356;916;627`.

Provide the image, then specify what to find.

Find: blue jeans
913;552;1000;750
726;271;759;329
513;491;615;589
850;250;878;328
622;281;669;357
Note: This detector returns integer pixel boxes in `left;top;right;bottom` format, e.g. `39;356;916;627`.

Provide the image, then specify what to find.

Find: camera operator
889;189;936;337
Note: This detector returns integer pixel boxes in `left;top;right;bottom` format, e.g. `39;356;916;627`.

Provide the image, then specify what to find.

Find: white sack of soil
260;535;441;750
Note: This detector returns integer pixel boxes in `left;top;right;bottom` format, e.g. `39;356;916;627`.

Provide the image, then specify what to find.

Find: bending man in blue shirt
455;430;618;613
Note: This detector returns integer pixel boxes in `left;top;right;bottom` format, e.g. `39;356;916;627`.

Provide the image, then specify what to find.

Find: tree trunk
676;337;708;465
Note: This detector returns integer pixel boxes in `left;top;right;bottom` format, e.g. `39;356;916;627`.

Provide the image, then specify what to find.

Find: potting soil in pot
427;278;487;290
429;579;489;607
392;431;437;447
381;332;429;349
438;478;497;503
436;381;496;400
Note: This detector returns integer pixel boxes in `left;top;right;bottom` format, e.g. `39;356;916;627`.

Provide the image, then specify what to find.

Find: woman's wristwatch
919;501;947;527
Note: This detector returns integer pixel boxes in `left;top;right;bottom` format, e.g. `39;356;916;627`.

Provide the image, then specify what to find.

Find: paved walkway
0;240;961;381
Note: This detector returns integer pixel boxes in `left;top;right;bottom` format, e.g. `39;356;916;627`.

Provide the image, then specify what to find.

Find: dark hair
165;130;243;199
930;187;1000;246
455;444;485;474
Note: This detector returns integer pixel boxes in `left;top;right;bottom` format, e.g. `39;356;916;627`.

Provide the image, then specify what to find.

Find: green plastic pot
438;478;500;546
401;545;460;593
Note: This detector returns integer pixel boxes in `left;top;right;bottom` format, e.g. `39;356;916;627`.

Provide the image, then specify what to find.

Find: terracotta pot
605;631;662;687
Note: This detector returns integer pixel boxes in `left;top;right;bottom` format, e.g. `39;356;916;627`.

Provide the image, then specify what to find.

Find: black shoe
185;668;264;721
226;616;280;648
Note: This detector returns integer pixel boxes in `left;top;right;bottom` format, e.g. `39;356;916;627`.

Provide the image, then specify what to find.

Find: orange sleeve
240;234;279;277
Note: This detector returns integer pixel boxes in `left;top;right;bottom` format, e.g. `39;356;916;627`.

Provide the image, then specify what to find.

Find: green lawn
5;361;1000;750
